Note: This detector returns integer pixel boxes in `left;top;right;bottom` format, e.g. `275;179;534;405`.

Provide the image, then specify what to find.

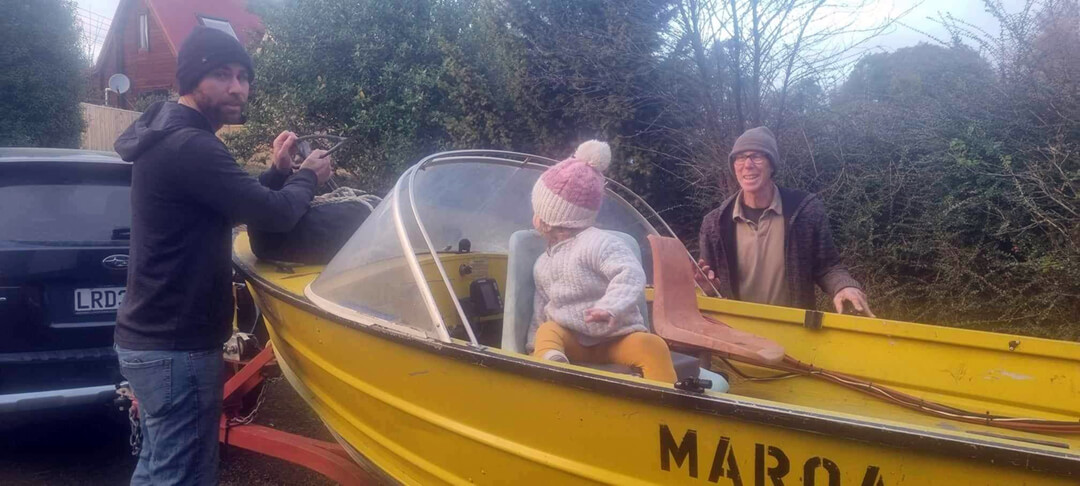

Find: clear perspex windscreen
308;156;662;341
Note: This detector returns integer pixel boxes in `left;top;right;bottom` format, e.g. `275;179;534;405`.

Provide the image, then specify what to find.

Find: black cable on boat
720;354;1080;434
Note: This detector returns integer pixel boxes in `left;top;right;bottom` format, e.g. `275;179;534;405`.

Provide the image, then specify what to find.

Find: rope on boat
717;357;799;382
717;355;1080;434
311;187;381;210
289;133;384;209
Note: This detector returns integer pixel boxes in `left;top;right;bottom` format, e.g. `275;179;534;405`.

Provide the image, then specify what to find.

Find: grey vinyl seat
502;229;700;380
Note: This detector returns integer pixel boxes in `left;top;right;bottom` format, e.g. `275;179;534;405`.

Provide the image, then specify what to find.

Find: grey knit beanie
729;126;780;175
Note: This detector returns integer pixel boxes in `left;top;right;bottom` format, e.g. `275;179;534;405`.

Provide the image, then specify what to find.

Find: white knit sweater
526;227;648;350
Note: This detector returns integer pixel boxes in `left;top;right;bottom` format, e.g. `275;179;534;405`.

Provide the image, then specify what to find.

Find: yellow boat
233;150;1079;485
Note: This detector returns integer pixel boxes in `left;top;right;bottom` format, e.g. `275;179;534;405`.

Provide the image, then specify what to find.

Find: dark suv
0;148;131;419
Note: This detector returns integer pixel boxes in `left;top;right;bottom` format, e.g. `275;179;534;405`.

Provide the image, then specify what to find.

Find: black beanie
176;26;254;95
729;126;781;175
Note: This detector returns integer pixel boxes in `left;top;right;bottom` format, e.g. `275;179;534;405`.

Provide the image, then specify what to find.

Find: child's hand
584;308;615;326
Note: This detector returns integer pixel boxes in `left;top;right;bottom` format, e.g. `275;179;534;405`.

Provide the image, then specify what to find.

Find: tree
0;0;87;148
234;0;450;193
782;8;1079;337
801;45;1002;327
235;0;532;193
492;0;709;231
931;0;1080;335
431;0;521;149
227;0;1077;337
133;89;179;112
665;0;904;214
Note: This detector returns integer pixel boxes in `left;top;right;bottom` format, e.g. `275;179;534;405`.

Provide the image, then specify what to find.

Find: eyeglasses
733;153;769;168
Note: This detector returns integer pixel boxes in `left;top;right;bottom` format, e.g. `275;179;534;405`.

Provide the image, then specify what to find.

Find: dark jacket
698;187;861;310
113;101;317;350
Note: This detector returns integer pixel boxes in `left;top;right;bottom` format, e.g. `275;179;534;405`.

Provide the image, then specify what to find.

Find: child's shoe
541;349;569;363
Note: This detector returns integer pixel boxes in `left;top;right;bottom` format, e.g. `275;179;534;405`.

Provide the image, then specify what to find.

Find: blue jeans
116;345;225;486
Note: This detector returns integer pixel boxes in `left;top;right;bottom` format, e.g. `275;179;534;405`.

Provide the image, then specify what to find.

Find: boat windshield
307;151;676;342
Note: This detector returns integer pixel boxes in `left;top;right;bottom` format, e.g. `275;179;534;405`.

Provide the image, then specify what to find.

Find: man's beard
205;101;246;126
194;92;246;126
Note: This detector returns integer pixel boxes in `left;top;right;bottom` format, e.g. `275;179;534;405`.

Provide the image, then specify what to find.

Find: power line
78;20;110;44
77;11;111;23
76;11;111;27
75;11;111;33
76;6;112;24
77;17;111;34
76;6;113;41
78;17;110;32
74;7;112;64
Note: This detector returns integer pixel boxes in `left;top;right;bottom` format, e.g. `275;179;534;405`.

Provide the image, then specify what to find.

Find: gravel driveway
0;379;340;485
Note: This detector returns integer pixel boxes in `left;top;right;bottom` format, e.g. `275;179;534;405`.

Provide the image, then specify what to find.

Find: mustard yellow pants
532;321;677;383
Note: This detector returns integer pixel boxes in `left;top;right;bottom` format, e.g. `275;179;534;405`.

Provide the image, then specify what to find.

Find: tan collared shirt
732;185;787;305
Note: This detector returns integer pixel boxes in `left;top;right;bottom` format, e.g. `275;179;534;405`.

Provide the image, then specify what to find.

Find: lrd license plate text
74;287;125;313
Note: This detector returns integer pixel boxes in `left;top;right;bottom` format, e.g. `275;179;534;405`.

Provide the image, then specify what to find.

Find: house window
139;14;149;50
198;15;237;39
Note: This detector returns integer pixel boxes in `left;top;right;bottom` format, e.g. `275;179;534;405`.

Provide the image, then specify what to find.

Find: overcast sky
74;0;1023;63
867;0;1025;51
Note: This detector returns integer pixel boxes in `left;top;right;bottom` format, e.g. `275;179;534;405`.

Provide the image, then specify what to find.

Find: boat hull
243;273;1078;485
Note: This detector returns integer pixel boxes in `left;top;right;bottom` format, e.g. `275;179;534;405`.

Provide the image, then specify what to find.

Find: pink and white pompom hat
531;140;612;229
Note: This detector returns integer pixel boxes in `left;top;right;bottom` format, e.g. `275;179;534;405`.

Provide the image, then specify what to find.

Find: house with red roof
91;0;263;110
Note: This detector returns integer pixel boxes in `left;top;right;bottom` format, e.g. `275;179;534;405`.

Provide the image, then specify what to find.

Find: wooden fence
80;103;246;152
80;103;141;151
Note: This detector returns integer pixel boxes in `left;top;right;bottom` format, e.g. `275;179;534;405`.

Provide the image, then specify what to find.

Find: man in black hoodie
112;27;331;485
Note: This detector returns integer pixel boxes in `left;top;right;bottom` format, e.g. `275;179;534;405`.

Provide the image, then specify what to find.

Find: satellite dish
107;73;131;94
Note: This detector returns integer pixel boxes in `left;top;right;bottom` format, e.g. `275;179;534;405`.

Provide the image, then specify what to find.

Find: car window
0;183;131;244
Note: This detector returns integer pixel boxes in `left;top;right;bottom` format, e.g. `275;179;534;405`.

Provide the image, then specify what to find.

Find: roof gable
94;0;263;75
147;0;264;55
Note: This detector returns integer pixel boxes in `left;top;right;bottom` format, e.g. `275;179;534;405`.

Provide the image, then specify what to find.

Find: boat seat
646;235;785;363
503;229;701;381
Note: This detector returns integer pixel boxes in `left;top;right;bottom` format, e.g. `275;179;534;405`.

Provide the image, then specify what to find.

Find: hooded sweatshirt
113;101;317;350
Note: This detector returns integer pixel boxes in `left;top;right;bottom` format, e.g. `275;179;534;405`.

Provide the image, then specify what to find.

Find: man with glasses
696;127;874;316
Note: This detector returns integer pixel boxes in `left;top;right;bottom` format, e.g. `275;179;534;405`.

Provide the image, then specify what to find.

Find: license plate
74;287;126;313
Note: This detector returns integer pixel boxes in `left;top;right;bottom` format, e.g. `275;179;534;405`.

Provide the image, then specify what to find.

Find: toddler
527;140;677;383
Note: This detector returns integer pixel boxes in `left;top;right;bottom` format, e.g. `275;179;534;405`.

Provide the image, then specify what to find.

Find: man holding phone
111;26;331;485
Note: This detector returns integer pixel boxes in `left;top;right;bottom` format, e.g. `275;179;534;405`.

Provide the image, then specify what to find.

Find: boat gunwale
691;295;1080;361
233;254;1080;479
